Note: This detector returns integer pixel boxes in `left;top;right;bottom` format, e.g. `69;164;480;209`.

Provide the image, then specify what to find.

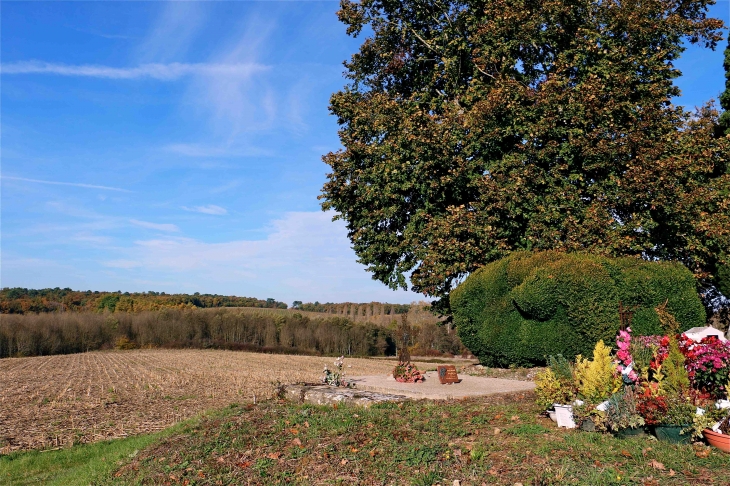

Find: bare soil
0;350;433;453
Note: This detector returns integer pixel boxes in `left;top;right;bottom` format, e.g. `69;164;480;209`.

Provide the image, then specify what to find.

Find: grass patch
5;396;729;485
0;407;231;486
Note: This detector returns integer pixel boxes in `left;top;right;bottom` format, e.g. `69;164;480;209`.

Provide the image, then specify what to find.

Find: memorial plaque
437;365;461;384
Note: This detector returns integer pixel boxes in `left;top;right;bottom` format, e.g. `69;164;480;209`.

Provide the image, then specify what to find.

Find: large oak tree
320;0;730;309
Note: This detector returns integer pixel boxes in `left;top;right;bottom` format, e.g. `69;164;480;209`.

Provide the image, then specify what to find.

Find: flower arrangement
635;386;668;426
659;394;696;427
680;335;730;399
322;356;351;387
535;309;730;448
605;386;645;433
615;328;638;383
393;362;424;383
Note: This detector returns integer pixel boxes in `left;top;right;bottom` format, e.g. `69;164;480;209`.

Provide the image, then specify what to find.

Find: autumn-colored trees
321;0;730;309
0;288;288;314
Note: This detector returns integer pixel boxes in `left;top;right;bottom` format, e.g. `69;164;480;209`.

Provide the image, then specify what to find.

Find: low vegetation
4;393;729;485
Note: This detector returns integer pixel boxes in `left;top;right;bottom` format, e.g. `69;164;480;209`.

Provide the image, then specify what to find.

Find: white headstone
683;326;728;343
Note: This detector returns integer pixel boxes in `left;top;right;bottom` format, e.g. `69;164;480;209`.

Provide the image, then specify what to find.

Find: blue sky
1;1;728;305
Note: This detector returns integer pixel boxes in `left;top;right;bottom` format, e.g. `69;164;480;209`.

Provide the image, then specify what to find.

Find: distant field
0;350;435;453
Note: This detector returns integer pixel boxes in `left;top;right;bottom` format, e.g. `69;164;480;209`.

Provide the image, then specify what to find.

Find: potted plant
605;386;646;438
572;401;608;432
392;361;425;383
703;415;730;453
535;355;577;427
570;340;621;431
655;395;695;444
322;356;352;387
648;337;695;443
680;335;730;399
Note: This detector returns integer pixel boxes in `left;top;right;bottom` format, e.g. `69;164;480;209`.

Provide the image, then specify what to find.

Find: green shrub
450;251;705;366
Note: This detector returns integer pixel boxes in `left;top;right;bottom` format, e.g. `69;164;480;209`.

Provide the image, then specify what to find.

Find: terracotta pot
703;429;730;453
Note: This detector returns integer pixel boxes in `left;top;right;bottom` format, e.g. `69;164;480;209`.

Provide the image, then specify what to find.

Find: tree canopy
320;0;730;308
718;36;730;136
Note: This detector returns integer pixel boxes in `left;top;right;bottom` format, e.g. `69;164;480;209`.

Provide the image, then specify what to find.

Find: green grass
0;409;223;486
4;396;729;485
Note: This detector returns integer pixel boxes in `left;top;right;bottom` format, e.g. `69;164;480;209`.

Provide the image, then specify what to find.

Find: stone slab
347;371;535;400
278;384;408;407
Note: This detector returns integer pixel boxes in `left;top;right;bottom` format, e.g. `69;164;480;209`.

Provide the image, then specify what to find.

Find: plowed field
0;350;430;453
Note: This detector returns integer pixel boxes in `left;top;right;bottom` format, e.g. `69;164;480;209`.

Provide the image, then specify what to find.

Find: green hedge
451;251;705;367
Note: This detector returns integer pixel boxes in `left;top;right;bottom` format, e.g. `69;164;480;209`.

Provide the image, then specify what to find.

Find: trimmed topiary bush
450;251;705;367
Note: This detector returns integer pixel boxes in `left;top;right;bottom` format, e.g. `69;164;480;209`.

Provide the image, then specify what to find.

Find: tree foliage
0;287;288;314
718;36;730;136
321;0;730;307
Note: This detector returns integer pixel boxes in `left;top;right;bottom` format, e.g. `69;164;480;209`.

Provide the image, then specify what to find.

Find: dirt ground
0;350;436;453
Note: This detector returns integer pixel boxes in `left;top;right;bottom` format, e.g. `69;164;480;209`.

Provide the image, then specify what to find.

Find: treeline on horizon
0;308;465;359
0;288;288;314
293;301;411;316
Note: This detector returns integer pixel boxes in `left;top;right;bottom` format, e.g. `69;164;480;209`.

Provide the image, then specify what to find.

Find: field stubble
0;350;432;453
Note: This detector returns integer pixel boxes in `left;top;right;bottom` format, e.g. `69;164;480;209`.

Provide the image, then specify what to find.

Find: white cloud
105;211;423;303
182;205;227;215
129;219;180;232
1;61;269;80
2;175;131;192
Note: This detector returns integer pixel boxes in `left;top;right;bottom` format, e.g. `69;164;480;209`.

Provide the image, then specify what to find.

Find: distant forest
0;308;464;359
0;288;288;314
293;301;410;315
0;288;463;359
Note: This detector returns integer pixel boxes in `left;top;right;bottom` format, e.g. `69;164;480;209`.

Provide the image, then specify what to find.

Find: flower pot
614;427;646;439
580;417;596;432
703;429;730;453
655;425;691;444
554;404;576;429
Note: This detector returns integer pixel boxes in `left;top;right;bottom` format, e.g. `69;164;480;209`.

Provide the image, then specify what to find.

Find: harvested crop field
0;350;434;454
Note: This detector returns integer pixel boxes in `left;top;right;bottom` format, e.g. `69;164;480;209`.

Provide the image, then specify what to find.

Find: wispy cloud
186;15;279;138
1;61;269;80
182;205;227;215
136;2;207;62
209;180;241;194
129;219;180;232
72;233;113;245
163;143;273;158
2;176;131;192
70;26;134;40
